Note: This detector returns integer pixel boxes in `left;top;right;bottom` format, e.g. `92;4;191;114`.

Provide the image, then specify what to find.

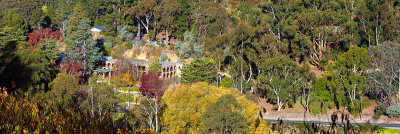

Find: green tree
80;80;120;118
174;31;204;58
155;0;179;46
149;61;162;75
172;0;191;39
46;72;80;110
328;46;369;105
220;77;232;88
38;38;60;62
201;94;248;134
66;3;88;44
309;77;335;115
181;58;216;84
257;56;306;111
1;10;29;35
66;20;101;74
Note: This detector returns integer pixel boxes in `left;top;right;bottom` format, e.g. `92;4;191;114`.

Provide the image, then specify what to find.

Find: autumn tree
162;82;262;133
28;27;61;49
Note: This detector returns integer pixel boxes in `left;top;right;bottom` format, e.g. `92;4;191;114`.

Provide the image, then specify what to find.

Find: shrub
373;103;388;120
220;77;232;88
125;41;133;49
160;53;169;62
348;97;370;116
386;103;400;118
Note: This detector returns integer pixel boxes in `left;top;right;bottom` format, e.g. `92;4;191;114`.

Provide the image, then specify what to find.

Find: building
94;56;184;83
90;26;103;38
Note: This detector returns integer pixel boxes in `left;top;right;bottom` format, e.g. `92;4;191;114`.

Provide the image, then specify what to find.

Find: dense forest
0;0;400;133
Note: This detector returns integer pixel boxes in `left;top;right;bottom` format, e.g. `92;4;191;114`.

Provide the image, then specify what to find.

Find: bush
160;53;169;62
348;97;370;116
373;104;388;120
125;41;133;49
386;103;400;118
220;77;232;88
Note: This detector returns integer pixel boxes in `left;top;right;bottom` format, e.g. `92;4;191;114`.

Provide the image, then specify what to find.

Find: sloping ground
258;98;400;124
123;45;179;62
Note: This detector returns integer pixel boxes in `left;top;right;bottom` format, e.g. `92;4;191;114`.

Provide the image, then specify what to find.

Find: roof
95;26;104;31
99;56;117;62
160;62;179;67
93;69;112;73
131;40;145;45
129;60;180;67
90;25;104;32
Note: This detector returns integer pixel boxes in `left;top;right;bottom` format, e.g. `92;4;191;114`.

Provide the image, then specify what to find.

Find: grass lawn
118;87;137;92
118;93;140;102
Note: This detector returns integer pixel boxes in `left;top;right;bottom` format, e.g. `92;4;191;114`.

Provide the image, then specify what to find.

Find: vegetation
0;0;400;132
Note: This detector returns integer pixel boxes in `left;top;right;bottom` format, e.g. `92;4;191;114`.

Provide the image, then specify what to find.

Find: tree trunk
165;28;169;46
137;21;141;39
155;96;159;132
240;41;243;94
375;14;379;46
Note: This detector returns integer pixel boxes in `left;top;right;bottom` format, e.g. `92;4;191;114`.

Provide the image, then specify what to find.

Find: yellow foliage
162;82;268;133
41;5;48;13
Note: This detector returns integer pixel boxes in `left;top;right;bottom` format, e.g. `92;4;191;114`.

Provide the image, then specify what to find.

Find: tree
0;26;26;47
66;20;101;75
309;77;335;115
181;58;216;84
138;71;164;132
46;72;80;110
28;27;62;49
328;46;369;105
162;82;262;133
149;61;162;75
80;80;120;119
257;56;306;111
134;0;157;41
160;53;168;62
232;22;256;93
2;10;29;35
139;71;163;97
155;0;179;46
367;41;400;104
37;38;60;61
66;3;88;44
174;31;204;58
172;0;191;39
201;94;248;134
220;77;232;88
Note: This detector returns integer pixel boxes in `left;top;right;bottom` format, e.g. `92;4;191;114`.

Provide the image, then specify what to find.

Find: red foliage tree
27;27;62;49
58;58;84;84
139;71;164;97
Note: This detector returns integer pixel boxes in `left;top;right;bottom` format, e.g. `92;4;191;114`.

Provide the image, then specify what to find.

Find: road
264;119;400;129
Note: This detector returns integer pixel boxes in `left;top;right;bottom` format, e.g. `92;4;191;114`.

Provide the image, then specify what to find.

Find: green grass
117;93;140;102
111;113;124;121
374;128;400;134
118;87;137;92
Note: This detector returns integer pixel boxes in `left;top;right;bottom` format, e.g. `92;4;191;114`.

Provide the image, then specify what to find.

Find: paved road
264;119;400;129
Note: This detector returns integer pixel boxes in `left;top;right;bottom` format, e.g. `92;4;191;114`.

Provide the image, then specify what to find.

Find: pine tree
66;20;100;74
66;3;88;45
